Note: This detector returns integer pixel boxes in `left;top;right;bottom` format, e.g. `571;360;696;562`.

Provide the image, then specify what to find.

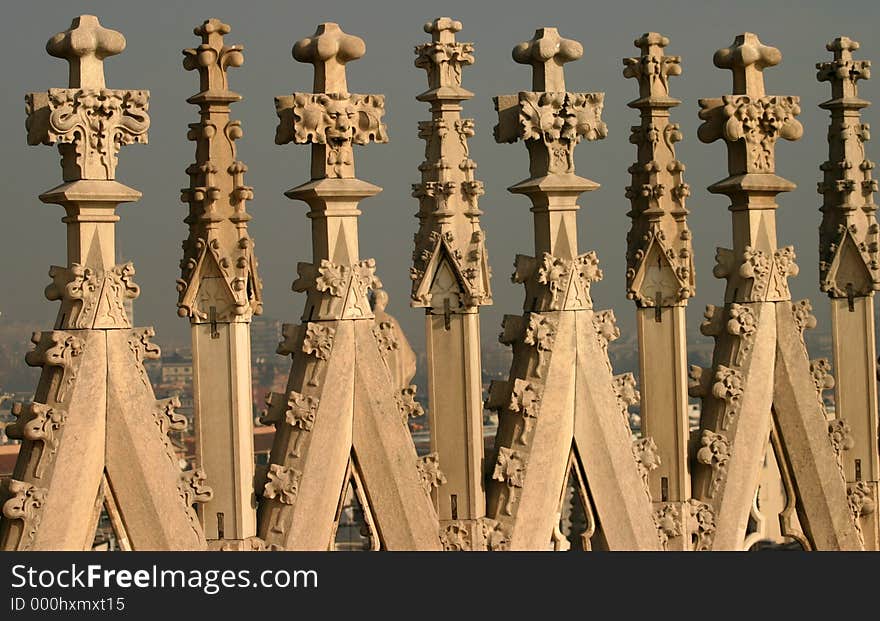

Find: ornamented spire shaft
689;34;863;551
276;22;388;322
178;18;262;324
817;37;880;551
413;17;490;542
258;23;440;551
623;33;694;550
486;27;660;550
698;33;803;304
494;27;607;310
817;37;879;298
2;15;208;551
624;32;693;307
411;17;491;312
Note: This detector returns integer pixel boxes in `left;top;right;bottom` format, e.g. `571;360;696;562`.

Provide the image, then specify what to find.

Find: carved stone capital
514;251;602;312
699;94;801;175
293;259;380;321
27;87;149;181
494;91;606;176
275;92;387;179
46;262;139;329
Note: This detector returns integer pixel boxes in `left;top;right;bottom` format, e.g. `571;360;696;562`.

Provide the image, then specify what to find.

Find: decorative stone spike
257;23;440;551
178;18;262;548
690;33;862;550
1;15;207;550
623;33;694;550
412;17;492;548
486;27;660;550
817;37;880;550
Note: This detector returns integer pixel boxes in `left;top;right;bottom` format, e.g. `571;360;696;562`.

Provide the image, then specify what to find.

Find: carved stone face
322;99;356;144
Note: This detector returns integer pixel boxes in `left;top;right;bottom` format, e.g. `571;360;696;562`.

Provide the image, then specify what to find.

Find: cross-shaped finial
183;18;243;95
512;27;583;92
634;32;669;57
46;15;125;89
713;33;781;97
827;36;860;62
293;23;365;94
424;17;462;44
817;36;869;102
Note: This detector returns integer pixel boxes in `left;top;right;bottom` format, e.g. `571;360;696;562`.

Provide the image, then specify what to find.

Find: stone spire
412;17;492;550
2;15;208;550
689;33;862;550
258;23;440;550
486;27;660;550
623;32;694;550
178;18;264;550
817;37;880;549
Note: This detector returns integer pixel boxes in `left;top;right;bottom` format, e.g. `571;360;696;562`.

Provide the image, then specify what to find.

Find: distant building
160;351;193;386
251;317;283;362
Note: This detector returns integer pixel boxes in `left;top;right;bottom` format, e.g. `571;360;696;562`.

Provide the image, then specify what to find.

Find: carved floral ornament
632;437;661;499
688;499;717;551
696;430;731;498
26;331;85;403
27;87;149;181
263;464;302;505
439;517;510;552
396;385;424;425
416;452;447;495
2;479;48;550
653;504;683;550
6;402;66;478
275;92;388;178
493;447;526;516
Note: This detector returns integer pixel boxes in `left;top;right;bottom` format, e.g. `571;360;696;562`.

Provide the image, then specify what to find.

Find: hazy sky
1;0;877;355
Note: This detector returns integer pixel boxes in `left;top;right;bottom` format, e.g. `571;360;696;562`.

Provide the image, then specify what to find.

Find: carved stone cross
46;14;125;89
512;26;582;92
293;22;365;94
183;18;244;97
624;32;682;100
818;37;871;102
275;23;387;182
713;32;781;97
425;16;461;44
27;14;149;182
